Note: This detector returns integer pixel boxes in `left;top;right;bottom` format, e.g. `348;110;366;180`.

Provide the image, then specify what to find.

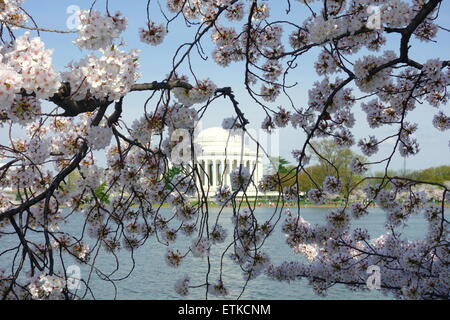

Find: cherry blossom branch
0;105;108;221
215;87;250;127
0;19;78;33
130;80;193;92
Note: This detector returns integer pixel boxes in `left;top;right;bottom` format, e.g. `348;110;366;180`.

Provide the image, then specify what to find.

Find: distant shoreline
152;201;449;209
3;191;448;209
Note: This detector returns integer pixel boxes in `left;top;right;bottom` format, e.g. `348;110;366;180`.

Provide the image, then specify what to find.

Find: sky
1;0;449;173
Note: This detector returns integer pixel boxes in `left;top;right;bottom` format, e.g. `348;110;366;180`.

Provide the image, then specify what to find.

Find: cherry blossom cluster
322;176;342;194
283;185;300;202
0;32;61;108
6;95;41;125
221;116;239;130
357;136;379;156
350;157;369;175
229;166;252;191
432;111;450;131
307;188;328;204
190;238;211;258
309;16;346;44
172;78;217;107
139;21;167;46
166;0;247;23
0;0;27;26
214;185;232;205
209;279;229;297
27;274;65;300
421;58;449;107
165;249;184;267
62;46;140;101
174;276;190;296
258;174;280;193
354;51;397;93
75;10;127;50
380;0;414;28
210;224;228;244
165;103;199;130
268;193;449;299
86;125;113;150
130;109;165;145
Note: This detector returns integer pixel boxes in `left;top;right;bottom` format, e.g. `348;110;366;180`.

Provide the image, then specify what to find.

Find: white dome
193;127;264;194
197;127;228;139
196;127;241;143
195;127;258;157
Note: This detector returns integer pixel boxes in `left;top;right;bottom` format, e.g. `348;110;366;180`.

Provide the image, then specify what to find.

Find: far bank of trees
376;165;450;185
268;140;450;200
268;139;366;199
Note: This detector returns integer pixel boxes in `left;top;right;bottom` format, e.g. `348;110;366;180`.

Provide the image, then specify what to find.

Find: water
0;207;429;300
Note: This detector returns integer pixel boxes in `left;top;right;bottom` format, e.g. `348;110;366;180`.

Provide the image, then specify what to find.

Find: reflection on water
0;207;428;300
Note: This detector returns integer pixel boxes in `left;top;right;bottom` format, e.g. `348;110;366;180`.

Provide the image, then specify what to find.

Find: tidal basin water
1;207;429;300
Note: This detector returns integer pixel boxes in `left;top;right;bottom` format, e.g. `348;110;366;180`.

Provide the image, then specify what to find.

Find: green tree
308;139;367;198
409;165;450;184
376;165;450;184
164;166;182;190
269;156;291;174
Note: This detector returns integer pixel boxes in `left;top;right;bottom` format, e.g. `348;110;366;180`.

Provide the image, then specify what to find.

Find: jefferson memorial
195;127;264;195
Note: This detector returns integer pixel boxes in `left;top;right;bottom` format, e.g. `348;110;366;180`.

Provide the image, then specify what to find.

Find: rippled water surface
1;207;428;300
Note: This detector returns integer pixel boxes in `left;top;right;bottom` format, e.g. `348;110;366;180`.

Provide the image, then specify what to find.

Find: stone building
195;127;264;195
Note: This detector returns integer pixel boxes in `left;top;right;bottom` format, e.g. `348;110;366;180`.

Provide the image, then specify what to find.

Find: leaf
94;182;110;204
164;167;182;190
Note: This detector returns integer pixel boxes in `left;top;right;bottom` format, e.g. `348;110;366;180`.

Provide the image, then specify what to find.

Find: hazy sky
1;0;449;172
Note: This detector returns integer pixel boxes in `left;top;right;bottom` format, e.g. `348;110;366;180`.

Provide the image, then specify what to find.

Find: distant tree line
375;165;450;185
269;140;449;198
